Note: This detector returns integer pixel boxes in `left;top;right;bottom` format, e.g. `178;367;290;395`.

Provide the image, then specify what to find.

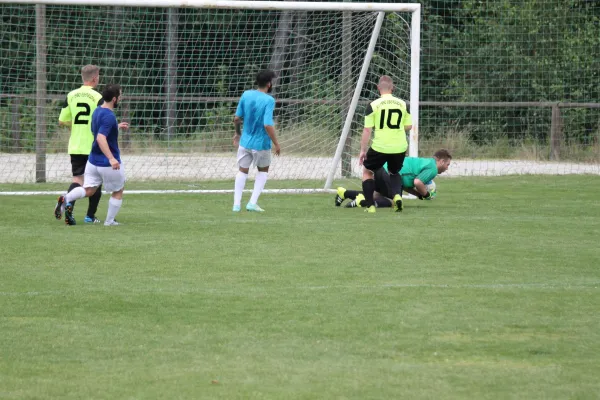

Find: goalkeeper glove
418;191;433;200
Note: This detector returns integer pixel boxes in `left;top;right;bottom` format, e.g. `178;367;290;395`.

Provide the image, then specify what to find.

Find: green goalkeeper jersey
384;157;438;188
58;85;103;155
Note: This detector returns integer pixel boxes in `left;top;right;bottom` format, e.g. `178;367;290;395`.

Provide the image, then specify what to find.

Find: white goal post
0;0;420;191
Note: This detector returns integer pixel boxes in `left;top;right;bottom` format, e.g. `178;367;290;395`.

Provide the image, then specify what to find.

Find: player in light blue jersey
232;69;281;212
57;84;129;226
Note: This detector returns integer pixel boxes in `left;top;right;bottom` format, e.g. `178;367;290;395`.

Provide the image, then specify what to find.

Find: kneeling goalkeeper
336;150;452;208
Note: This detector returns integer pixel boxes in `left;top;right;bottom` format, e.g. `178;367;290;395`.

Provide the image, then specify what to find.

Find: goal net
0;1;420;190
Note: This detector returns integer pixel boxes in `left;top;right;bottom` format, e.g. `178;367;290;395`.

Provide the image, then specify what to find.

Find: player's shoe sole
393;194;403;212
246;203;265;212
64;203;76;226
335;187;346;206
54;195;65;220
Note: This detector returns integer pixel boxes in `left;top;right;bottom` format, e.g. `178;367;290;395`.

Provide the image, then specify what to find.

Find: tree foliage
0;1;598;152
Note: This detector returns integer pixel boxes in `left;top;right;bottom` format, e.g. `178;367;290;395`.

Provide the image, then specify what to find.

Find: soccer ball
425;180;436;195
425;180;437;199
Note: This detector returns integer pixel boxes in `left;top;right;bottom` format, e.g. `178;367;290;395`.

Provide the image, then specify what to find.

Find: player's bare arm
96;134;119;170
265;125;280;156
412;178;434;200
359;127;372;166
233;115;242;146
413;179;428;196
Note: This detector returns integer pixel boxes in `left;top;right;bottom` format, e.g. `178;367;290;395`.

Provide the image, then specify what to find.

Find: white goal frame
2;0;420;192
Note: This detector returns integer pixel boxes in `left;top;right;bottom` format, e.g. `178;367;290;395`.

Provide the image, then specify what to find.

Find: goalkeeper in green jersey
335;149;452;208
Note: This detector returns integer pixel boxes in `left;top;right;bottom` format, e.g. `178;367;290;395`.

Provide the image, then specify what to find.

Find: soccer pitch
1;176;599;399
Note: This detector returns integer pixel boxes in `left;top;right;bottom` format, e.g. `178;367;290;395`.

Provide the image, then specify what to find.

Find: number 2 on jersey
74;103;91;125
379;109;403;130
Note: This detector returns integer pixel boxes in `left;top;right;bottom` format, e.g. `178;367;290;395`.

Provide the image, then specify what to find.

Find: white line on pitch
1;282;598;297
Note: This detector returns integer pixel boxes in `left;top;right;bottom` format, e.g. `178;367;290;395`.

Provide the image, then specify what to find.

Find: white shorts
83;161;126;192
237;146;271;169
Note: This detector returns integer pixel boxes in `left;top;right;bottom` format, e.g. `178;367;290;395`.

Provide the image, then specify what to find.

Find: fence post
35;4;47;182
550;103;562;160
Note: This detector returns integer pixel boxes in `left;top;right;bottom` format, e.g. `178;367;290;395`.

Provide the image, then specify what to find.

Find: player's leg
105;189;123;226
386;152;406;212
341;187;371;208
68;155;86;210
55;155;86;220
63;162;99;225
373;195;393;208
64;185;97;226
85;184;102;224
233;146;252;212
362;148;386;213
100;164;126;226
66;154;102;223
347;173;389;207
362;168;376;213
335;187;364;206
374;167;393;198
370;167;393;208
345;192;369;208
246;150;271;212
335;187;347;206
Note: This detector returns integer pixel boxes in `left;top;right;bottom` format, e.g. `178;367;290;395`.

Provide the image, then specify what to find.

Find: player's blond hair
378;75;394;91
81;65;99;83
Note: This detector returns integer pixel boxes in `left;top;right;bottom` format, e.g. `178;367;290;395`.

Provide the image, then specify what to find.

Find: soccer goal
0;0;420;192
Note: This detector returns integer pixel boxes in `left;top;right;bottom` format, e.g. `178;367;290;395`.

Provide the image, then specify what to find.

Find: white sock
65;186;86;204
105;197;122;224
250;171;268;205
234;171;248;207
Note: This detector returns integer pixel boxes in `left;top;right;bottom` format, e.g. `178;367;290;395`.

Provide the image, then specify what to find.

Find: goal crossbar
0;0;420;12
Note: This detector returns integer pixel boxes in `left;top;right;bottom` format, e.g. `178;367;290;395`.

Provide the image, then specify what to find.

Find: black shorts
363;148;406;174
70;154;89;176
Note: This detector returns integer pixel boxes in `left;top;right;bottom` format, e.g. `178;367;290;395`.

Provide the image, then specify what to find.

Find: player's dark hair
102;84;121;103
434;149;452;160
255;69;276;88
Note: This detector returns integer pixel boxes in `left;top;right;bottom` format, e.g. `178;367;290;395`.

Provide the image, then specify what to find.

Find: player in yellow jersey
54;65;104;223
358;76;413;213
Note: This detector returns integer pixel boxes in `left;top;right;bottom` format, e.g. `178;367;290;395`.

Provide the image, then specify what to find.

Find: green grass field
1;176;599;399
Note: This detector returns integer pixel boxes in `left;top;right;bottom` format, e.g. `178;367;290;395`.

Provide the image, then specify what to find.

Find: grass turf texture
1;176;599;399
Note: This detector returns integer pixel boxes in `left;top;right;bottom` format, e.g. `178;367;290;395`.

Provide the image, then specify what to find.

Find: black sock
389;173;403;197
67;182;81;207
87;185;102;218
362;179;376;207
344;190;361;200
